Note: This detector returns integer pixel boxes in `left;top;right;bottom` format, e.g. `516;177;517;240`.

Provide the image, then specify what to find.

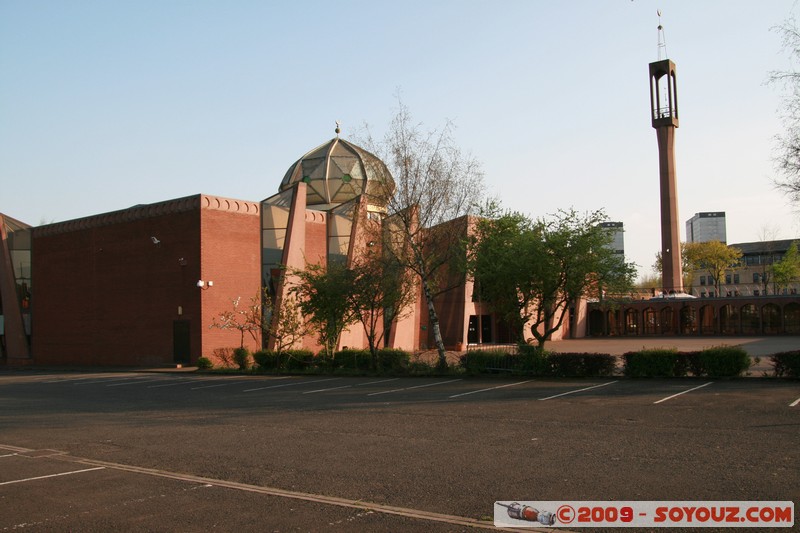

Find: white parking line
790;397;800;407
302;385;353;394
653;382;713;404
190;382;252;390
106;378;164;387
147;378;220;388
367;379;462;397
243;378;339;393
449;380;534;399
74;376;148;385
538;381;618;401
0;467;106;486
356;378;400;386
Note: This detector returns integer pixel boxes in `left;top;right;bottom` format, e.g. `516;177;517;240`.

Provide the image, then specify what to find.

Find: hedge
771;351;800;377
623;346;751;377
460;347;614;377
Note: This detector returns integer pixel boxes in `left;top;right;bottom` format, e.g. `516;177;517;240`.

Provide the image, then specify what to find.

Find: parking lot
1;371;798;531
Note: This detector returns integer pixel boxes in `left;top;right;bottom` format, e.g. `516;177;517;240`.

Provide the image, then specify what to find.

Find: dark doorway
172;320;191;364
467;315;493;344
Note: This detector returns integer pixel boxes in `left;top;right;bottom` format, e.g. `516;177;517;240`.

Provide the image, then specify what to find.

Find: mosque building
2;134;574;367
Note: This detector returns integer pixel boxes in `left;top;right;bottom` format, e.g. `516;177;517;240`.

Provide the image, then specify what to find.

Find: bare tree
770;18;800;203
361;100;484;368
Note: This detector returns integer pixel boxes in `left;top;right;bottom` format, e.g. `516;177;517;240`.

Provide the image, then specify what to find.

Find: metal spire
657;10;668;60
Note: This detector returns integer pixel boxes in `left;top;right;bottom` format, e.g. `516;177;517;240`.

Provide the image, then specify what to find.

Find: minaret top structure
657;10;668;60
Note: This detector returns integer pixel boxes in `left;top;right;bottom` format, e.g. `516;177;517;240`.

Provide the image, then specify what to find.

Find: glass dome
279;137;395;209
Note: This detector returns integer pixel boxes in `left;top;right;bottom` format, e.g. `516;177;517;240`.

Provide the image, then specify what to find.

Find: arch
680;306;697;335
699;305;716;335
660;307;676;335
762;303;781;334
607;309;622;336
740;304;759;335
720;304;739;335
785;303;800;334
588;309;604;336
625;308;640;335
643;307;659;335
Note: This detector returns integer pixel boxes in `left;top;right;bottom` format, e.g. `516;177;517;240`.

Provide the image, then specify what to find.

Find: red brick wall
31;196;261;367
199;203;261;361
32;206;203;366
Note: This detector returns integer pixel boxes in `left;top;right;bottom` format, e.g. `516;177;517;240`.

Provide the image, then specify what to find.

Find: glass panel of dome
331;182;360;203
331;156;357;177
302;157;325;180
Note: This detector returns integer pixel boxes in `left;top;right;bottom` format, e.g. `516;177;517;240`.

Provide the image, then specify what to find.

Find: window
734;273;740;284
753;273;760;283
700;276;706;285
725;274;731;284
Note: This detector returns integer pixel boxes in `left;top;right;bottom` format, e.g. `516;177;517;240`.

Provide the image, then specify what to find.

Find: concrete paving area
0;371;798;531
546;335;800;357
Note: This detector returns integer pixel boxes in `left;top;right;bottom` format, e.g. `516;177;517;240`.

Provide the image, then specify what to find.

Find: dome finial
335;120;341;137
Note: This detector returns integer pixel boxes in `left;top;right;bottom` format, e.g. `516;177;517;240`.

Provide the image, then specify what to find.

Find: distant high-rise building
600;221;625;256
686;212;726;244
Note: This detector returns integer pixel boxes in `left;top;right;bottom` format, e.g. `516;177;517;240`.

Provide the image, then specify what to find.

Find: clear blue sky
1;0;798;279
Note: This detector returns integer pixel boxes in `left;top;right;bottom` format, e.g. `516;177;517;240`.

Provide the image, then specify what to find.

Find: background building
685;239;799;297
600;221;625;257
686;212;727;244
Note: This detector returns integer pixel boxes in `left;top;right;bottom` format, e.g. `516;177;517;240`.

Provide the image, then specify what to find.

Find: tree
469;207;636;351
361;100;484;368
348;248;415;370
652;242;693;291
290;262;358;361
772;242;800;292
468;210;539;343
684;241;742;297
210;293;263;349
770;18;800;203
263;290;308;357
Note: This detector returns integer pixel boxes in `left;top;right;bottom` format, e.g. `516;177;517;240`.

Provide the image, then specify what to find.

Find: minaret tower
649;11;683;294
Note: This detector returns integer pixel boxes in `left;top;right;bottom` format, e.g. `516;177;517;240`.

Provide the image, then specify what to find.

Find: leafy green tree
290;262;358;361
470;207;636;351
348;249;415;370
469;210;538;343
652;242;693;290
684;241;742;297
772;242;800;292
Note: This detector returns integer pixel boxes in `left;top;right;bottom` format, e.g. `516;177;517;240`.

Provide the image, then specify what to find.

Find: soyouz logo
494;501;794;528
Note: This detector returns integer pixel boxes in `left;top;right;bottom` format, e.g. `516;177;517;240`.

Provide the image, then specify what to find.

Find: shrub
283;349;315;370
517;345;551;375
253;349;278;370
623;349;679;377
377;348;410;372
771;350;800;377
460;349;516;374
233;347;250;370
212;347;235;368
196;357;213;370
549;353;615;377
674;351;702;377
335;349;372;370
697;346;751;377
